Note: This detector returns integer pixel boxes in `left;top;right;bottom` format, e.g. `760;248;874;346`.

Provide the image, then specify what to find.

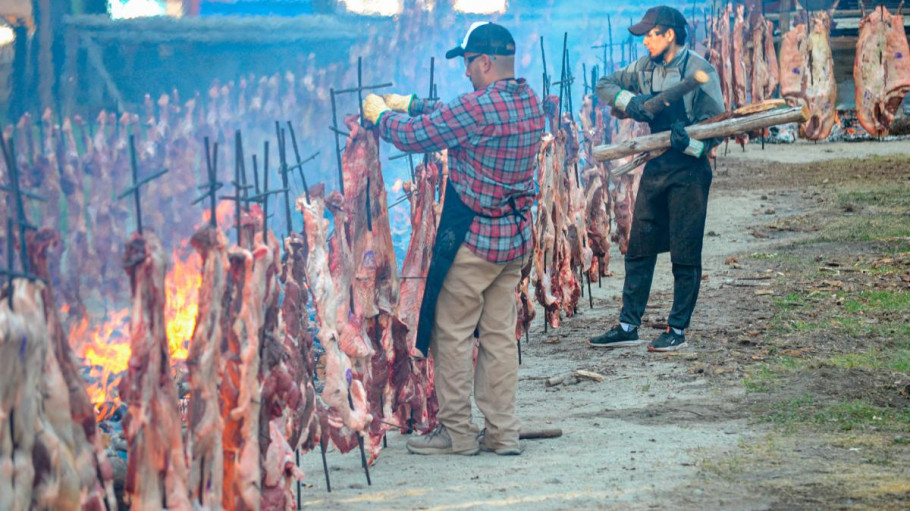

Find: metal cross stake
329;68;393;194
540;36;550;97
274;123;294;235
0;134;46;309
118;135;168;235
191;137;223;228
285;121;314;204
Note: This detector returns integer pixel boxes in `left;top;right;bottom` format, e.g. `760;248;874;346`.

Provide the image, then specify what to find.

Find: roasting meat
531;133;562;328
120;233;192;511
610;119;648;255
298;189;371;454
279;231;319;454
732;4;749;108
342;116;400;320
257;229;304;510
750;12;780;103
27;229;116;511
1;281;47;511
780;10;838;140
854;6;910;137
394;161;440;433
579;93;612;281
186;225;228;510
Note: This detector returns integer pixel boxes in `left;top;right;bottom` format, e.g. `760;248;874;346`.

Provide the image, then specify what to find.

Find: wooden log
611;150;664;178
593;104;810;163
519;428;563;440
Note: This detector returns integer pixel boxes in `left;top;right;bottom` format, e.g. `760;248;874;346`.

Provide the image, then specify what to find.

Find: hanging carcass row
854;5;910;137
780;7;838;140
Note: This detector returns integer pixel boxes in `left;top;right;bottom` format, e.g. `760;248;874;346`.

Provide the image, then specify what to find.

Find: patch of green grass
837;187;910;209
743;365;777;393
742;356;808;394
812;401;910;433
827;348;910;373
843;291;910;312
815;214;910;243
761;394;910;433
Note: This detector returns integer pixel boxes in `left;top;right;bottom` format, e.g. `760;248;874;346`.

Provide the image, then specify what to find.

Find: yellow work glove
362;93;390;125
382;93;415;113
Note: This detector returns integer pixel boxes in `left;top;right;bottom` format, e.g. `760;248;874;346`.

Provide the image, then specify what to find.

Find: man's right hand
623;94;654;123
382;94;415;113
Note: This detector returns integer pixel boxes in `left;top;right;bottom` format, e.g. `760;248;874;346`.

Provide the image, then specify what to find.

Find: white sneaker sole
647;342;687;352
587;339;642;348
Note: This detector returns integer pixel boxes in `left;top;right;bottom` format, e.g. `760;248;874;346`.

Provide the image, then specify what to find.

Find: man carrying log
361;22;545;455
590;6;724;352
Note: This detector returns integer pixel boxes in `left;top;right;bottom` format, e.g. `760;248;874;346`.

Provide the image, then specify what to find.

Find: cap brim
628;22;653;36
445;46;465;59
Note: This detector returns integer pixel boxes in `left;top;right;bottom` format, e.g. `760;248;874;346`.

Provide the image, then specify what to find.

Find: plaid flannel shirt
377;78;545;263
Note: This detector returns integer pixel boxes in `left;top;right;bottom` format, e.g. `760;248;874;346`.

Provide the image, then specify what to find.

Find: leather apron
625;52;713;266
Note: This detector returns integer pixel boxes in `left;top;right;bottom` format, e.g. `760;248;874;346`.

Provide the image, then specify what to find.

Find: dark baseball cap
628;6;688;36
445;22;516;59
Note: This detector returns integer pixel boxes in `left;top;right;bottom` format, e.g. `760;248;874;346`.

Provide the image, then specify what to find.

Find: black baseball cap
445;22;516;59
628;6;688;36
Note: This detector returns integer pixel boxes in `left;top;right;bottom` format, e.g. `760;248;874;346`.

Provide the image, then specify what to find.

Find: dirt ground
297;140;910;510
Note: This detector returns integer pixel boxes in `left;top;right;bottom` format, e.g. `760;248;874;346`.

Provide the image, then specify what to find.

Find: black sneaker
648;328;687;352
588;324;641;348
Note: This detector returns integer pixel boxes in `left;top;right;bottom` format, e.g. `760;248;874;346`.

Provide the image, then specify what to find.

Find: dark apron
414;184;529;356
414;184;477;357
625;53;713;267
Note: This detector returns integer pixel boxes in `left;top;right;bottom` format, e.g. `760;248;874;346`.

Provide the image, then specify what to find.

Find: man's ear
666;27;676;44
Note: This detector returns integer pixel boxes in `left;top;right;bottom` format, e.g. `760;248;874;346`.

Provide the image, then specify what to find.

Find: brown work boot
477;429;523;456
406;425;479;455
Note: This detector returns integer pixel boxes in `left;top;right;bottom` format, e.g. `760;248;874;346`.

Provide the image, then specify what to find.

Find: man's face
464;52;488;91
643;26;672;60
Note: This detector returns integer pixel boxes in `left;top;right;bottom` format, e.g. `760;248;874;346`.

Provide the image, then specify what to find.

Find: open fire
68;201;235;418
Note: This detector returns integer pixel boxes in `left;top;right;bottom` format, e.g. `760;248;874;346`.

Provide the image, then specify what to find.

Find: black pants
619;255;702;330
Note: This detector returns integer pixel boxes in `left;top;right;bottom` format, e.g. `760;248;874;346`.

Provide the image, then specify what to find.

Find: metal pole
330;89;345;194
128;135;142;235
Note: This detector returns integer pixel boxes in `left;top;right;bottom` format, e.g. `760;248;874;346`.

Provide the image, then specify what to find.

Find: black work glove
624;94;654;123
670;120;690;152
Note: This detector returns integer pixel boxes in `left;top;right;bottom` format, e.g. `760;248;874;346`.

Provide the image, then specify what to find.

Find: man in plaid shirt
363;22;544;456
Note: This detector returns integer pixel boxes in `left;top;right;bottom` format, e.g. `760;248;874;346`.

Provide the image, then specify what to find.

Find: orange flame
164;242;201;363
69;241;204;415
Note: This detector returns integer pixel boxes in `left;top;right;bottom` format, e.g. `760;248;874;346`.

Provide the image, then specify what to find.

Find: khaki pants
430;245;523;452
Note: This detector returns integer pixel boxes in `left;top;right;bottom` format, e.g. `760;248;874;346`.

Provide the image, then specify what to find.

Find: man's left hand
670;120;704;158
362;94;390;125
